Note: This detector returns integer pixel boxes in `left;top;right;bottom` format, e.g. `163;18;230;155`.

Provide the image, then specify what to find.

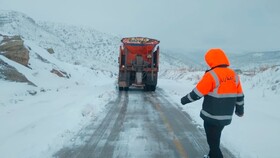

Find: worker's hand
235;111;244;117
235;105;244;117
181;96;189;105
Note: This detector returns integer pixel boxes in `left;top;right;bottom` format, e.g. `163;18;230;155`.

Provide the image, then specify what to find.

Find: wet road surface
54;89;235;158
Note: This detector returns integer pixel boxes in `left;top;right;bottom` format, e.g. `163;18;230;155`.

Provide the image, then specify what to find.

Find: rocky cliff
0;34;30;66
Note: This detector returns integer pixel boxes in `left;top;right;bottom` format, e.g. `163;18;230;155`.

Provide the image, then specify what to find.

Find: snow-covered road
54;89;235;158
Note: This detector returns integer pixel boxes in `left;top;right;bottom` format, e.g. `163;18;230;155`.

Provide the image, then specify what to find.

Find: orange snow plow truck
118;37;160;91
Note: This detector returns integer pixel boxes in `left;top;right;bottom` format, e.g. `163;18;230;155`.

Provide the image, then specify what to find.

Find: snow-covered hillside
1;10;280;158
37;21;120;71
0;37;117;158
0;10;120;72
0;10;186;73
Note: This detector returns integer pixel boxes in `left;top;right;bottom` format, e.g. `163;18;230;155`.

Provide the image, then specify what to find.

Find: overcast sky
1;0;280;53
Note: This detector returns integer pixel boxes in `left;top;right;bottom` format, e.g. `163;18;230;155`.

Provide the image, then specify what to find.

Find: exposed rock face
0;34;30;66
0;34;35;85
51;69;70;78
46;48;55;54
0;58;36;86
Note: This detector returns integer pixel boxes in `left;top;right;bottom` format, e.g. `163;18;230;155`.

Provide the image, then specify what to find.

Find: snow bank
0;81;117;158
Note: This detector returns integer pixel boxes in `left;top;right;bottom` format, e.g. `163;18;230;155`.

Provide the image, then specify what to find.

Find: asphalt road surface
54;88;235;158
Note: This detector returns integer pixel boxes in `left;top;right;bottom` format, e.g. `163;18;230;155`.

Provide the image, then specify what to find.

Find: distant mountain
160;48;205;68
169;49;280;70
229;51;280;69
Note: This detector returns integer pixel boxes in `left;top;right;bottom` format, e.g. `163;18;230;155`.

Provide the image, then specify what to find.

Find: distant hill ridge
1;10;279;75
229;50;280;69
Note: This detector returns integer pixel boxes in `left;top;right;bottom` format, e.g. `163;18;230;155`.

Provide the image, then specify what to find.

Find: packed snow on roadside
0;40;118;158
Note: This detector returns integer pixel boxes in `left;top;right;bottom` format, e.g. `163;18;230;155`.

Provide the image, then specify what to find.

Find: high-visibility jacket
181;48;244;126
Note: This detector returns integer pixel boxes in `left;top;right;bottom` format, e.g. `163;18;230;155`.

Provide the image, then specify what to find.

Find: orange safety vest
183;48;244;126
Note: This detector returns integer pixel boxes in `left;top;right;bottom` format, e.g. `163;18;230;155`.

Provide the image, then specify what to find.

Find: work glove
181;95;190;105
235;111;244;117
235;106;244;117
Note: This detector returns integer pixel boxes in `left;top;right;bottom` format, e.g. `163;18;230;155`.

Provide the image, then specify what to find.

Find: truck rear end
118;37;160;91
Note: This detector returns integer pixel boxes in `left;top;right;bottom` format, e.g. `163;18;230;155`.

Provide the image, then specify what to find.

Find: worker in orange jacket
181;48;244;158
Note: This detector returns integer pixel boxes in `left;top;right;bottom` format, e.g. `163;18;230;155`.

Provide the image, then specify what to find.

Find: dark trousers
204;122;225;158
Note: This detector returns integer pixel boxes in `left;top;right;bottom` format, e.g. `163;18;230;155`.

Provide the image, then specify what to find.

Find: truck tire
144;85;156;91
144;85;149;91
150;85;156;91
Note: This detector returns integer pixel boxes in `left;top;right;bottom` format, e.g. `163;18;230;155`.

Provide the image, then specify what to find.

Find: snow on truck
118;37;160;91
